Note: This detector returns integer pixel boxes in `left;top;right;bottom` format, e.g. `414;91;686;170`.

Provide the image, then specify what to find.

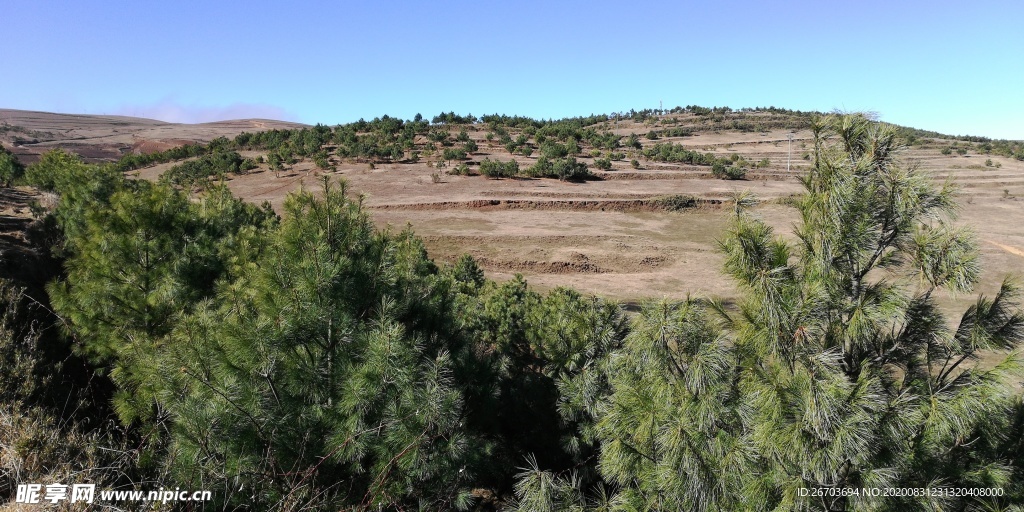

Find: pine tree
0;145;24;186
718;114;1024;510
142;178;486;510
49;181;201;364
24;150;123;250
515;114;1024;511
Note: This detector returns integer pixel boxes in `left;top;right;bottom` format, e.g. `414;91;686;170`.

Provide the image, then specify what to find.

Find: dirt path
987;240;1024;259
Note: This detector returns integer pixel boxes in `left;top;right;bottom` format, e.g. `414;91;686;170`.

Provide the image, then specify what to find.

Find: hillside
4;108;1024;510
0;108;307;164
4;106;1023;307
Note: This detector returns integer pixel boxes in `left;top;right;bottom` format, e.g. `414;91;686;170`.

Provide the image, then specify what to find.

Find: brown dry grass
6;110;1023;312
213;130;1023;314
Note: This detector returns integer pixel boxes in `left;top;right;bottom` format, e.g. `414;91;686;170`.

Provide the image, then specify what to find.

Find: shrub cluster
479;158;520;179
161;151;256;187
528;156;592;181
642;142;748;179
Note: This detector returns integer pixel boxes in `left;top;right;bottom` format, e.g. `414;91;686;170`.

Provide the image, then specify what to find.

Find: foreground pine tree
136;179;488;510
513;114;1024;511
717;114;1024;510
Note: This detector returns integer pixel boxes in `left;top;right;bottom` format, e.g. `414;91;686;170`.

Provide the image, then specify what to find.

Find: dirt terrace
4;110;1022;310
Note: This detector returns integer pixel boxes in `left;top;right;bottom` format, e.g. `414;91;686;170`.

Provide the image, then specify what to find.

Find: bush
625;133;642;149
657;194;697;211
641;143;716;165
525;156;590;181
540;141;569;159
0;146;24;186
312;155;330;170
442;148;468;163
712;161;747;180
552;157;590;181
630;159;641;169
161;151;247;187
527;156;552;178
479;158;520;179
594;158;613;170
428;128;450;143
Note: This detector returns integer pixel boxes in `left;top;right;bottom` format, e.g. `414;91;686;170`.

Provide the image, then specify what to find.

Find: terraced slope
4;108;1021;306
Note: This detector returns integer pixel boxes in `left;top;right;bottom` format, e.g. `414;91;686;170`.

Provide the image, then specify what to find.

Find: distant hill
0;108;307;164
4;107;1021;168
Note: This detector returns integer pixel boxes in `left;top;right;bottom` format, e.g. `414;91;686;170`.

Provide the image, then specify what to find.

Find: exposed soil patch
1;109;305;164
476;257;607;274
987;240;1024;258
370;198;723;212
595;170;798;181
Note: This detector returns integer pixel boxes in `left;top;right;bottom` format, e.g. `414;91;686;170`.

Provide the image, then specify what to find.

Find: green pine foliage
527;157;591;181
9;112;1024;511
0;145;24;186
479;158;520;179
511;114;1024;510
643;142;748;180
24;149;124;251
161;150;256;187
117;179;491;509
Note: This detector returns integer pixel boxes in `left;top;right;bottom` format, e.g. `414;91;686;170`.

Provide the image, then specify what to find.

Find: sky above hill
3;0;1022;139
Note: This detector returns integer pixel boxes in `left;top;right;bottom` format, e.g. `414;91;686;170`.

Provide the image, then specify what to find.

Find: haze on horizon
3;0;1022;139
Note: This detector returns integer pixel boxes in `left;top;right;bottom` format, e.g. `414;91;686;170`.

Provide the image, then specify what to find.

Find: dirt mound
595;170;797;181
476;257;607;274
421;234;625;244
371;198;723;212
480;190;691;200
456;252;672;275
423;234;674;275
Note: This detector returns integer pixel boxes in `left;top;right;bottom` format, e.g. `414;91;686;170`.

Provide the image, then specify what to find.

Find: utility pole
787;132;794;172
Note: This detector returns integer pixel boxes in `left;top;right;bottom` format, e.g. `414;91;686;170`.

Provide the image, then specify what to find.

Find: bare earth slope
4;109;1022;311
0;108;307;164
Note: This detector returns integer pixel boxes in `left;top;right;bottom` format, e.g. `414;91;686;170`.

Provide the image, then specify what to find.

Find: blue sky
3;0;1022;139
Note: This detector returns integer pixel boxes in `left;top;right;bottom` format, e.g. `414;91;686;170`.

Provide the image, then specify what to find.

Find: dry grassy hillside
6;108;1023;310
0;108;306;164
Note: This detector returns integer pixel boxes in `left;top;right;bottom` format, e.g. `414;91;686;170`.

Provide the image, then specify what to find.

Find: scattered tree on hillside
0;145;24;186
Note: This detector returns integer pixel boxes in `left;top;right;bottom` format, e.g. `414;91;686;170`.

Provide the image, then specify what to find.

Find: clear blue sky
3;0;1022;139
